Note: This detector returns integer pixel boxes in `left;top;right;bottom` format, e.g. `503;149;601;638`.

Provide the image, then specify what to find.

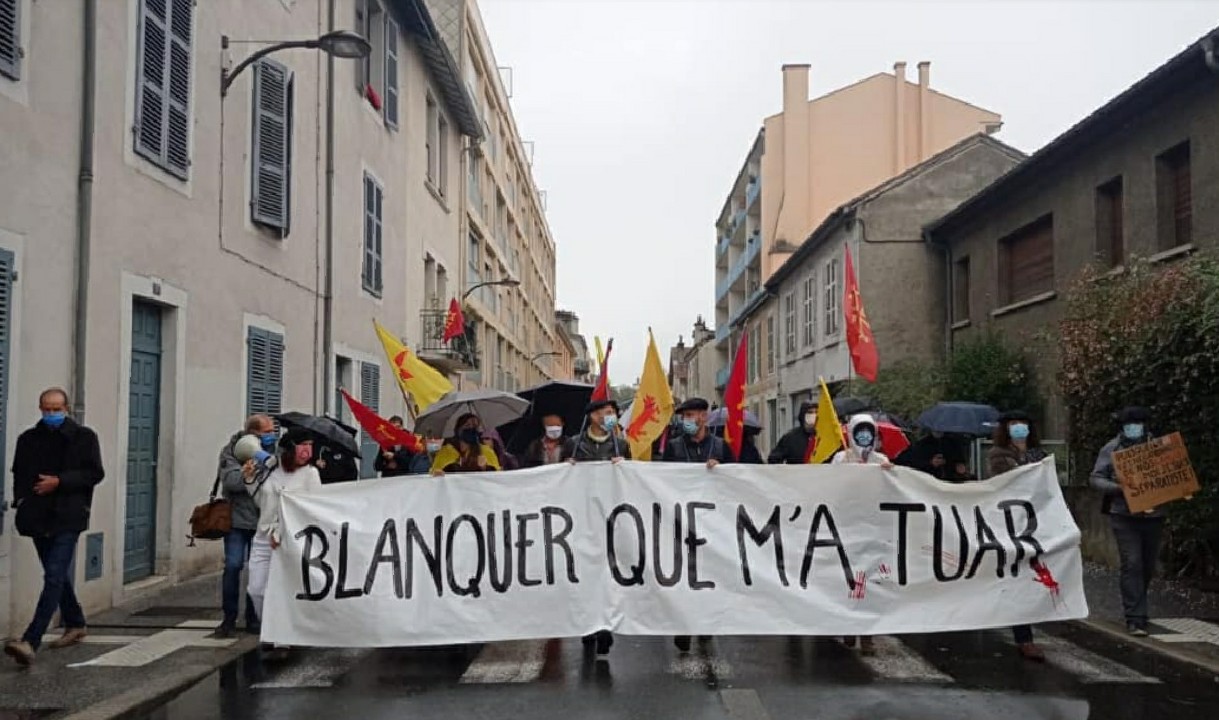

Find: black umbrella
834;396;877;417
916;402;999;437
503;381;595;454
276;411;360;454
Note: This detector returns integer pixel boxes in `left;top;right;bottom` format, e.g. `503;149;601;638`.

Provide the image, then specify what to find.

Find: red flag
722;330;749;460
843;245;879;382
340;389;423;453
590;338;613;402
443;298;465;342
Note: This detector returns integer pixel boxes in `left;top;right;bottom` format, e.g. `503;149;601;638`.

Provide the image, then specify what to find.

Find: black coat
563;432;631;462
768;426;815;464
11;418;106;536
375;446;416;477
737;441;764;464
661;433;733;464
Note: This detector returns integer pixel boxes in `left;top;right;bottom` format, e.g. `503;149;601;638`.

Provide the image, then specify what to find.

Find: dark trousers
222;528;259;626
1012;624;1034;644
22;532;87;650
1110;514;1164;627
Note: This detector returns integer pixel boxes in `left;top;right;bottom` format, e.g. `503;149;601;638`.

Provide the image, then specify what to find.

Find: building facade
0;0;487;635
760;134;1025;434
555;309;593;383
714;62;1003;390
668;318;718;405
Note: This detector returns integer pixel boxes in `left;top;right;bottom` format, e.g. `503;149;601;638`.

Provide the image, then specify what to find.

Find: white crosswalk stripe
459;640;548;684
1012;634;1161;684
251;649;372;689
1150;618;1219;645
858;636;953;683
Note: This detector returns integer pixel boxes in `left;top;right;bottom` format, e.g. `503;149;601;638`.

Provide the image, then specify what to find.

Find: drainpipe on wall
73;0;98;423
321;0;337;415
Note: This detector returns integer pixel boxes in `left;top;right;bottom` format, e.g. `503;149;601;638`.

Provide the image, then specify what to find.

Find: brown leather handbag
188;474;231;545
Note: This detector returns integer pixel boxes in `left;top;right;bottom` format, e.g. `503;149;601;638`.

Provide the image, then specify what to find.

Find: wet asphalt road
138;623;1218;720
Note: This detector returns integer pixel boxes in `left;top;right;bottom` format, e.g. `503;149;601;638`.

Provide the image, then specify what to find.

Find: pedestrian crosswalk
241;628;1163;691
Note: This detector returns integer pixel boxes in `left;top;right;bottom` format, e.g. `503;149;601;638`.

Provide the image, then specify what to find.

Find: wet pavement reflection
137;624;1219;720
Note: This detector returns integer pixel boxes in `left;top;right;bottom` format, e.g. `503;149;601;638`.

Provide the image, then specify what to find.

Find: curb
57;636;258;720
1073;618;1219;676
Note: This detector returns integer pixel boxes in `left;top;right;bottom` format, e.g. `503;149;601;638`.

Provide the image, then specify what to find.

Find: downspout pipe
73;0;98;422
322;0;336;414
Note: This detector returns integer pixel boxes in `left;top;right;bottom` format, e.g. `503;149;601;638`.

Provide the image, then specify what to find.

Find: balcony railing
716;234;731;258
417;308;478;372
733;209;747;233
746;179;760;209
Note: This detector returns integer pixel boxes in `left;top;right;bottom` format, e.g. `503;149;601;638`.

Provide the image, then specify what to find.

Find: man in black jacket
768;401;818;464
5;388;105;666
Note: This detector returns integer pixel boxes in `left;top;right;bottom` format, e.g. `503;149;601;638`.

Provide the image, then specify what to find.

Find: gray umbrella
706;406;762;430
414;389;530;439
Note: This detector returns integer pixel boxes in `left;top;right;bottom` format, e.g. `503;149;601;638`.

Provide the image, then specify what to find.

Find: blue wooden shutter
362;175;383;295
134;0;193;178
265;330;284;416
246;327;284;417
384;15;398;128
359;362;380;478
0;249;12;532
0;0;21;81
251;58;292;233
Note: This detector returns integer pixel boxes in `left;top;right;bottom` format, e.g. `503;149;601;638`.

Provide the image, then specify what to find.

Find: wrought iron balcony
418;308;478;372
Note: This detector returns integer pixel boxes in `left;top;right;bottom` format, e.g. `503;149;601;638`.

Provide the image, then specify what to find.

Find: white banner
262;459;1086;647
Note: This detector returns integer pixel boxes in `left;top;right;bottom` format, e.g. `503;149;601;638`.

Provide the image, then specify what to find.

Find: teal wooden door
124;301;162;582
0;249;12;535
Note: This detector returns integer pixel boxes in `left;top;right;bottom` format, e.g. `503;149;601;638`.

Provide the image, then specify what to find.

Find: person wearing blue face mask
5;388;105;666
213;414;277;638
1090;406;1165;637
988;410;1048;662
564;399;630;464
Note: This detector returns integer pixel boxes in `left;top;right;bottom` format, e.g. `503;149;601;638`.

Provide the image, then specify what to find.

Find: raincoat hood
847;414;878;453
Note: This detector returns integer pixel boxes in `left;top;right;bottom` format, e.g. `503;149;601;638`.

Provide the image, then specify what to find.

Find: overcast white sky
479;0;1218;382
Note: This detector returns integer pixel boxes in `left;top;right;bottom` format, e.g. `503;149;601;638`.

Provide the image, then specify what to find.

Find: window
356;0;397;127
766;314;775;374
438;115;450;194
484;261;495;310
0;0;22;80
358;361;381;479
801;275;816;348
362;173;383;296
747;323;760;383
999;215;1054;305
466;232;481;286
823;258;840;336
426;95;438;184
783;292;796;356
1156;141;1191;250
1095;177;1124;268
251;59;294;234
467;154;482;213
953;256;971;323
134;0;195;178
246;327;284;418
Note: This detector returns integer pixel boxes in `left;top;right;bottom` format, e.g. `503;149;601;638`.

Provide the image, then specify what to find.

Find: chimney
780;64;811;242
893;62;907;173
917;61;930;160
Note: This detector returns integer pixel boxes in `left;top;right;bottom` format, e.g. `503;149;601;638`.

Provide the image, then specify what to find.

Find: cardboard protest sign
261;459;1085;648
1113;432;1200;514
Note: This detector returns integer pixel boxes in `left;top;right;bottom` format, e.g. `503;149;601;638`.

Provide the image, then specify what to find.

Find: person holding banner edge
1089;406;1166;637
987;410;1047;662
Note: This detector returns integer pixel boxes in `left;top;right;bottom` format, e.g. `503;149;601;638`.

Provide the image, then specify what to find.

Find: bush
845;358;946;423
1060;256;1219;578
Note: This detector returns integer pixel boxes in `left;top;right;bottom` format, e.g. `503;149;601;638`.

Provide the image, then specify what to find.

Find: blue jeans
222;528;258;626
22;532;86;650
1110;514;1164;627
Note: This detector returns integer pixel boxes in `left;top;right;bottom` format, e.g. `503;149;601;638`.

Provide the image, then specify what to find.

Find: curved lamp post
463;278;520;302
221;31;371;97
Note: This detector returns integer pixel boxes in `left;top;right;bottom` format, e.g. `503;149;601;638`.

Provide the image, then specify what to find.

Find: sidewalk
0;572;256;720
1078;560;1219;673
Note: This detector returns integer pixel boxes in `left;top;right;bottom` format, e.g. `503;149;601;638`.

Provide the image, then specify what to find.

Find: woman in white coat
832;414;893;656
247;426;323;621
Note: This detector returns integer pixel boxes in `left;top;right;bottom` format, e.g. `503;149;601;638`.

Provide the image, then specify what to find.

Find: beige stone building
714;62;1003;395
0;0;543;636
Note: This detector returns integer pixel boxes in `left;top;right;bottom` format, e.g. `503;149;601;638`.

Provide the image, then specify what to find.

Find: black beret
1117;406;1150;424
998;409;1031;423
676;398;710;413
585;399;620;415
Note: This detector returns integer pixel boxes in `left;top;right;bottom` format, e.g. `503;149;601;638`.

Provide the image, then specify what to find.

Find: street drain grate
0;710;63;720
132;606;217;617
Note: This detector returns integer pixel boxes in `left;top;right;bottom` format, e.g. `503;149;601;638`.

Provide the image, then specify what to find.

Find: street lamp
221;31;371;97
463;278;521;302
530;351;560;363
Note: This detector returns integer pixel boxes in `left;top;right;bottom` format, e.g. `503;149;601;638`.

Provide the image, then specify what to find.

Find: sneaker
4;640;35;666
1017;642;1046;662
595;631;614;656
47;627;88;649
673;635;691;653
214;621;236;639
1127;623;1149;637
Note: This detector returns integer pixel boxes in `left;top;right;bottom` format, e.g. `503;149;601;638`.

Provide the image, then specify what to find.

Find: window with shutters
134;0;194;179
823;258;840;337
467;232;482;287
747;323;759;383
1156;141;1191;251
426;95;439;185
356;0;397;128
783;291;796;357
766;314;775;375
953;256;971;323
359;361;380;418
1095;177;1124;268
0;249;13;529
246;326;284;418
251;59;294;234
801;275;816;348
0;0;21;81
998;215;1054;305
362;173;383;296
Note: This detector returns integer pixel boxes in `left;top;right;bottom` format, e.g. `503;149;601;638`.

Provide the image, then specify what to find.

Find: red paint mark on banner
1031;559;1060;598
849;571;867;600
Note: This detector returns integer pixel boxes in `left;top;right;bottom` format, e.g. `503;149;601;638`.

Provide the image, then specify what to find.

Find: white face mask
545;425;563;440
804;413;816;427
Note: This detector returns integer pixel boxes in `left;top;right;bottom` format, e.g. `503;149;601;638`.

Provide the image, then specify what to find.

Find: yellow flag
594;336;608;385
810;377;844;464
373;320;453;413
625;330;674;461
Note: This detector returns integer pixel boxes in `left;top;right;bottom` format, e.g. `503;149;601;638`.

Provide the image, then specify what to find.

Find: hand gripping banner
262;459;1085;647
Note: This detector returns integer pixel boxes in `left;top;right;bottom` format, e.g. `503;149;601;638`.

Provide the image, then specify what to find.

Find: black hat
998;409;1031;423
585;398;620;415
1116;406;1150;424
676;397;710;413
